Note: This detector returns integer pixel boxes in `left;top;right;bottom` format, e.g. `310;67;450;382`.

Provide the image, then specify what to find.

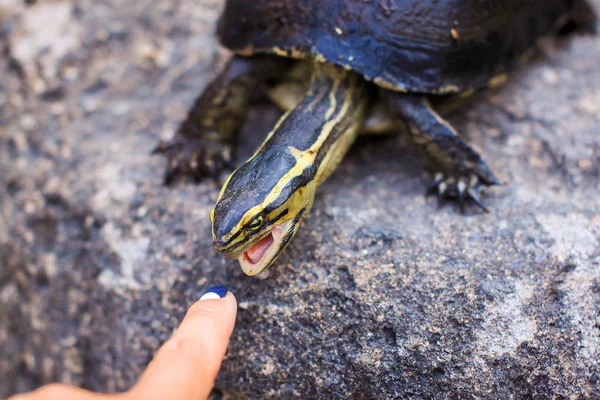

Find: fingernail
200;285;228;300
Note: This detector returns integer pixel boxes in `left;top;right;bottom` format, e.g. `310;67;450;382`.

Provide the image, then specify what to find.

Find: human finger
127;286;237;400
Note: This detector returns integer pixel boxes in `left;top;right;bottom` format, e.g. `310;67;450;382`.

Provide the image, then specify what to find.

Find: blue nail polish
200;285;228;300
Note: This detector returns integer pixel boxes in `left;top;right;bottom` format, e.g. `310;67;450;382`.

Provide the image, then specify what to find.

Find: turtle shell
217;0;582;94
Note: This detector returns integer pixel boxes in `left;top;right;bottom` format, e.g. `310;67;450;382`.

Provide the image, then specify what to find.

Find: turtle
153;0;596;276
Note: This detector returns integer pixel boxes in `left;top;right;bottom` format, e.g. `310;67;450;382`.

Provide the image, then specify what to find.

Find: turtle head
210;63;367;276
210;149;315;276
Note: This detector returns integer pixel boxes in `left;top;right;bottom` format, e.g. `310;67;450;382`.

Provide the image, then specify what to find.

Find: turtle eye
247;215;264;232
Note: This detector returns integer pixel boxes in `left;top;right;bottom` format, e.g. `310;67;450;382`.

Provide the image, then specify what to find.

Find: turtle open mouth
239;219;294;276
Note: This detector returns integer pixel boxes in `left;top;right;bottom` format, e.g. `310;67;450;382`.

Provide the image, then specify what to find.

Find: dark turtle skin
155;0;596;201
217;0;596;93
154;0;596;274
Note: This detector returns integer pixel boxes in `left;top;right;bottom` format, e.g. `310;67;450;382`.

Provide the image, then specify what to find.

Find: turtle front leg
153;55;292;184
562;0;597;34
386;93;500;212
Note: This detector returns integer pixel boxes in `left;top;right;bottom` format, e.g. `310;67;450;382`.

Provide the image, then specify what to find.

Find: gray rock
1;0;599;398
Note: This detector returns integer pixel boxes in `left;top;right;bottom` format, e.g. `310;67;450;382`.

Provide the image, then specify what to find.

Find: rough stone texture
1;1;599;398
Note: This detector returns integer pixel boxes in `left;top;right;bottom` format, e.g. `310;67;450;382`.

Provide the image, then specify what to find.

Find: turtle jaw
238;219;296;276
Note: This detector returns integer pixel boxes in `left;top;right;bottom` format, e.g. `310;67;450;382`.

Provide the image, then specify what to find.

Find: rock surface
1;1;599;398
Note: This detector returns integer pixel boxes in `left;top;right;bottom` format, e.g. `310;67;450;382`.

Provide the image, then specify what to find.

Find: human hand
9;286;237;400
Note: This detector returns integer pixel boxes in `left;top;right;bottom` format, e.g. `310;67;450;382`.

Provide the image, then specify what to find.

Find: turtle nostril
213;239;227;249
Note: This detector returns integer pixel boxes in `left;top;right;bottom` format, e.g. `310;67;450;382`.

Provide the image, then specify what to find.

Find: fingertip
132;286;238;399
225;290;237;304
224;291;238;319
221;290;237;308
195;286;237;313
199;285;229;300
183;292;237;339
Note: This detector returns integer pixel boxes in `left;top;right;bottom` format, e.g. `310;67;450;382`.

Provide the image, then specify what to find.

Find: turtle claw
427;173;446;194
467;187;488;213
428;172;496;213
152;136;234;186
